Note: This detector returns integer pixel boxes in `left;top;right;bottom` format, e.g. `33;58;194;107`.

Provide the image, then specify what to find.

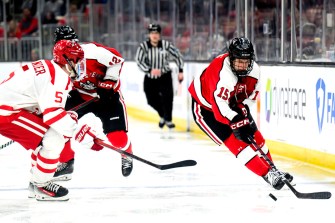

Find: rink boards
0;62;335;171
120;62;335;171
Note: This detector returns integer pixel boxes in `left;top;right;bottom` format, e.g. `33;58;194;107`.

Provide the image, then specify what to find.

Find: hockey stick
0;139;15;149
0;97;99;150
95;139;197;170
248;136;331;199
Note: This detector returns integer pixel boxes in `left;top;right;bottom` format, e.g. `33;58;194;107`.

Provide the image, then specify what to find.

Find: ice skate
121;155;133;177
34;181;69;201
263;169;285;190
53;159;74;181
158;118;165;128
165;121;175;129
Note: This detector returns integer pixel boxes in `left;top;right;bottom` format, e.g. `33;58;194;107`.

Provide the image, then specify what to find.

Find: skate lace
122;158;132;169
56;162;67;172
44;182;60;193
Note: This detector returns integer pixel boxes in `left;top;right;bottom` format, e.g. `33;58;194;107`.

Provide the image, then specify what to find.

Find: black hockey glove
230;114;254;144
231;103;258;134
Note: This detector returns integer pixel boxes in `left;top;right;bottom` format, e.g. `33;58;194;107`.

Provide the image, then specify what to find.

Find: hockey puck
269;193;277;201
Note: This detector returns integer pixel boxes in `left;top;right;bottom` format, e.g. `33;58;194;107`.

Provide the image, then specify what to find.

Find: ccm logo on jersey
230;119;249;129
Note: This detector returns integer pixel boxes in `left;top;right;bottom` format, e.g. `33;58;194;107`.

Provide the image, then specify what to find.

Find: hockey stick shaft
248;136;331;199
68;96;99;112
95;139;197;170
0;97;99;150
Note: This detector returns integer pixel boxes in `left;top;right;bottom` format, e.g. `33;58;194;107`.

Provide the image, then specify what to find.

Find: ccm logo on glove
230;118;250;129
98;81;114;89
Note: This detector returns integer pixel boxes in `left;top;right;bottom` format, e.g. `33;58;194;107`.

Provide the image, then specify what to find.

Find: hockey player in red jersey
0;40;84;201
188;37;293;190
51;26;133;181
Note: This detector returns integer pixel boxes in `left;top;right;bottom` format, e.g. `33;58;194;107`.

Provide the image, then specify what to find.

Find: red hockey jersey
188;54;260;125
73;42;124;98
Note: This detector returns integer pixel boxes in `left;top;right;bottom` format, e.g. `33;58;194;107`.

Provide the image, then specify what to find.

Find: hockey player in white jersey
0;40;84;201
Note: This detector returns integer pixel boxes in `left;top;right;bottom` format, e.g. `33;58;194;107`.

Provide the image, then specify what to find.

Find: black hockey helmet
54;25;79;43
228;37;255;78
148;23;161;33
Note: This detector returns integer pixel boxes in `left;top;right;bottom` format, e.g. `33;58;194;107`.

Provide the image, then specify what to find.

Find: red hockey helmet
53;40;84;67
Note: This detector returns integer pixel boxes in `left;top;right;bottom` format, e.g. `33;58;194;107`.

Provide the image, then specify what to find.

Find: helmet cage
53;40;84;79
228;37;255;78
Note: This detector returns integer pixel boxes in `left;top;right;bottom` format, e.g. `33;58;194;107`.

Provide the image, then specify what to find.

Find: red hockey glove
230;114;254;144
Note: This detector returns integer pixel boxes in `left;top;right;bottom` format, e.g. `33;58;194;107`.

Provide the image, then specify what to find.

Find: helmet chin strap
63;54;79;79
65;64;76;78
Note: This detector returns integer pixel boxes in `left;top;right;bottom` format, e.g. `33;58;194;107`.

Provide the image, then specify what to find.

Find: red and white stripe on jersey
13;115;48;137
188;76;212;110
43;107;68;126
0;105;20;116
117;90;129;131
43;107;77;138
189;54;261;123
192;102;222;145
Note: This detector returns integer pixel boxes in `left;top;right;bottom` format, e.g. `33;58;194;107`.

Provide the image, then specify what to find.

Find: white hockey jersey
0;60;76;137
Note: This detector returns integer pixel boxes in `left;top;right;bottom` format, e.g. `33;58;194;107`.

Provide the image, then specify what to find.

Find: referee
135;23;184;129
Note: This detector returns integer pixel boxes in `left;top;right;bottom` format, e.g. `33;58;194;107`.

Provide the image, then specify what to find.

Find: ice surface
0;118;334;223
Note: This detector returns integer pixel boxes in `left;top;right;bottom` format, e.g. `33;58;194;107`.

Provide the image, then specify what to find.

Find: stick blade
296;191;332;199
285;180;332;199
160;160;197;170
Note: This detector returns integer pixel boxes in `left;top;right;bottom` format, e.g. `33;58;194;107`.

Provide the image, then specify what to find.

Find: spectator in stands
18;7;38;37
43;0;64;17
21;0;37;16
299;22;319;60
0;15;21;38
30;48;39;61
42;11;59;25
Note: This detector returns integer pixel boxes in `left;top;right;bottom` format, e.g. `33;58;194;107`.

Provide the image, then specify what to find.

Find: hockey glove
231;103;258;134
67;111;78;123
72;113;107;151
74;124;104;151
230;114;254;144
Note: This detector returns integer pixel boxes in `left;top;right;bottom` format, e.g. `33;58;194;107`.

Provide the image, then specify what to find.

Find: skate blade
52;174;72;182
35;194;69;201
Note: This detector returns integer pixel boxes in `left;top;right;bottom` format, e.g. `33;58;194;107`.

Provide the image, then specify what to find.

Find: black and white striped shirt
135;39;184;78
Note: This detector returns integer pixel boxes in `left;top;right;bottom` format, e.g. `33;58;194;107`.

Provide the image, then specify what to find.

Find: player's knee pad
41;128;67;159
106;131;130;151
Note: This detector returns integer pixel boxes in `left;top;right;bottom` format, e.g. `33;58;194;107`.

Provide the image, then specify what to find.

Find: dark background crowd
0;0;334;63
